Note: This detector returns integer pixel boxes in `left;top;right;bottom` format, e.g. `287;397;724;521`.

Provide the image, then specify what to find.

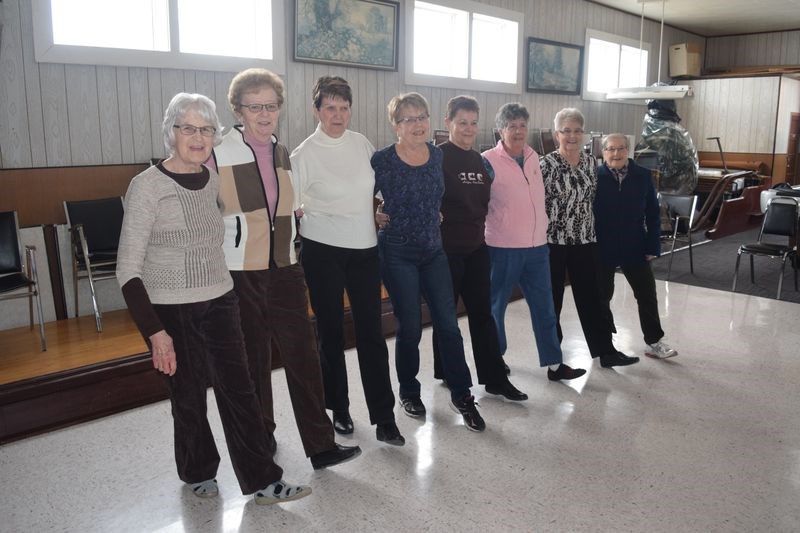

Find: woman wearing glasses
539;108;638;369
482;103;585;382
595;134;677;360
210;68;360;471
372;92;485;432
117;93;310;504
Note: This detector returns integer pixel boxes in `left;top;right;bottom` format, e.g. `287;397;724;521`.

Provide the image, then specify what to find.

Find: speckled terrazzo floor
2;275;799;532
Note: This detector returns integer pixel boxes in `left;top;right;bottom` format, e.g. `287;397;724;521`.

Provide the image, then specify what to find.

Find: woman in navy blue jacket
594;133;678;359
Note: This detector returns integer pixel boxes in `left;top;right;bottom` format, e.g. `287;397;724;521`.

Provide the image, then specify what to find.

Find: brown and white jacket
212;126;298;271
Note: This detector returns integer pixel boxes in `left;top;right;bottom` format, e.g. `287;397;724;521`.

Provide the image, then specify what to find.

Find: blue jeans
378;232;473;401
488;245;564;367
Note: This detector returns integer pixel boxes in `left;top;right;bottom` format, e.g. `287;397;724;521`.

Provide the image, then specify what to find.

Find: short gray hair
162;93;223;154
601;133;629;150
495;102;529;130
554;107;584;131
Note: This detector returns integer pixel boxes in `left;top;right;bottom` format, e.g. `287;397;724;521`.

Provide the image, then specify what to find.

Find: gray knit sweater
117;164;233;304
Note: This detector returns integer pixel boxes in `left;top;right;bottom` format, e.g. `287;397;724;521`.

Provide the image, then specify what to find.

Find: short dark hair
445;95;479;121
312;76;353;109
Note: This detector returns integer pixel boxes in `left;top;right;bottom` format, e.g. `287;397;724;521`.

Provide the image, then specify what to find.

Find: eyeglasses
603;146;628;153
173;124;216;137
504;123;528;131
558;128;585;136
239;103;280;113
397;114;430;125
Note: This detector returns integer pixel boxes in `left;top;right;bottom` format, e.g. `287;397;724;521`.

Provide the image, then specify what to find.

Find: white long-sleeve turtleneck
290;124;378;249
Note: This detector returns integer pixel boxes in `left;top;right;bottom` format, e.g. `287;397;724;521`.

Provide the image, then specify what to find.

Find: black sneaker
400;397;426;418
450;395;486;432
376;422;405;446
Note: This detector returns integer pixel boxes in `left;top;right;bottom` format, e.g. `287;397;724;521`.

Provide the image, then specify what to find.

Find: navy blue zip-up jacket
594;159;661;267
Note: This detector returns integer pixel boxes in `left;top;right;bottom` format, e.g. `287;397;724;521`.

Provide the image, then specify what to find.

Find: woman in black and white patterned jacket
540;108;639;369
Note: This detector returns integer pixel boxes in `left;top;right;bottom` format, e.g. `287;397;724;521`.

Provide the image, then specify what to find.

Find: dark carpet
649;227;800;303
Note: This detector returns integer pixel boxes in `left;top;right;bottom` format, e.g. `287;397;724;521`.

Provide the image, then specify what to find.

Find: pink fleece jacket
482;141;549;248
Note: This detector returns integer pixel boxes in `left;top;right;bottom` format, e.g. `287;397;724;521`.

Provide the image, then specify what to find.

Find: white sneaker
645;340;678;359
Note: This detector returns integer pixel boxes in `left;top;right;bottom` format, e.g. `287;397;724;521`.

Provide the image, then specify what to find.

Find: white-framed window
32;0;285;73
405;0;523;94
583;29;650;103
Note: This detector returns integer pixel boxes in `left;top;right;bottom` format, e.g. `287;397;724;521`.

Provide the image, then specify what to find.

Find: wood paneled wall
0;0;701;169
677;77;781;154
704;30;800;69
706;30;800;70
0;164;146;227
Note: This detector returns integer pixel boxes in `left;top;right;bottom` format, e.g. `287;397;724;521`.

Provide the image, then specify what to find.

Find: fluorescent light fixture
606;84;690;100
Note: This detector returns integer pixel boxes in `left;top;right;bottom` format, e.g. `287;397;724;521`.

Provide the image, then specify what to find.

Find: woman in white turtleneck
290;76;404;447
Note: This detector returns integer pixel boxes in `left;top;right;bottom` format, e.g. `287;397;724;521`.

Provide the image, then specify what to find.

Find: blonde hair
387;92;430;125
228;68;284;115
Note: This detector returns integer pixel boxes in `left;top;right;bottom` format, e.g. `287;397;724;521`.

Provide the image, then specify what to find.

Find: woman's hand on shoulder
150;330;177;376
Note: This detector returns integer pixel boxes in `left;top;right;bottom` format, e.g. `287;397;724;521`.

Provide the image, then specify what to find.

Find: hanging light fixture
606;0;690;101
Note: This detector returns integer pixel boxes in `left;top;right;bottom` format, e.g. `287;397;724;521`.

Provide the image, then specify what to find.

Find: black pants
598;262;665;345
231;265;335;458
549;243;615;358
433;244;507;386
301;237;396;425
154;291;282;495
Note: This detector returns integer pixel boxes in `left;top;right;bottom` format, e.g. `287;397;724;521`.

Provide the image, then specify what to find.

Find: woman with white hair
540;108;638;368
117;92;310;505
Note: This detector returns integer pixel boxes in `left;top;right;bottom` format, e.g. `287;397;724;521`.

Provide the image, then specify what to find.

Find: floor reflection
4;274;800;531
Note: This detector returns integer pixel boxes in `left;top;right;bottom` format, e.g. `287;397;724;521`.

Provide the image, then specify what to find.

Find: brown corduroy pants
231;264;335;457
154;290;283;495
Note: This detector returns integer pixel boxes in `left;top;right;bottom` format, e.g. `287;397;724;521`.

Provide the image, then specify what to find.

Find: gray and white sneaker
189;478;218;498
645;340;678;359
254;480;311;505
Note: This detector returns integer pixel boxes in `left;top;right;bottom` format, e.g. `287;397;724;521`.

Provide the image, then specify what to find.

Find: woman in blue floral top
371;92;485;432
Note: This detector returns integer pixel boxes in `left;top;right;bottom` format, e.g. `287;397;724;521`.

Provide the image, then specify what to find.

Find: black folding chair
64;197;124;332
733;197;799;300
0;211;46;350
659;193;698;279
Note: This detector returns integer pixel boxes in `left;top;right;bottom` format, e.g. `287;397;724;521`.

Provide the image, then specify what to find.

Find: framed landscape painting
526;37;583;94
295;0;399;70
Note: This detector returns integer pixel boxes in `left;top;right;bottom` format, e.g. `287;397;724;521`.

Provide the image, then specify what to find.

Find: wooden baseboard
0;279;520;443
